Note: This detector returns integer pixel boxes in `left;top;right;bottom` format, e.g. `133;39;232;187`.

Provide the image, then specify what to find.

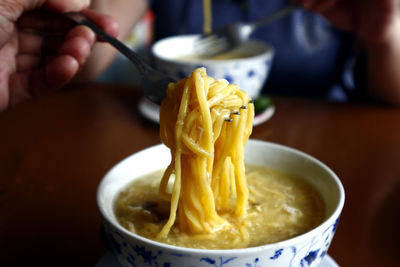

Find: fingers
14;8;114;90
10;55;79;106
67;25;96;46
15;27;93;99
18;10;75;32
18;8;119;40
1;0;91;47
16;55;41;72
42;55;80;88
3;1;118;110
11;33;90;106
18;25;95;55
0;0;89;29
45;0;90;13
58;36;91;65
17;33;92;73
83;9;120;39
18;33;43;55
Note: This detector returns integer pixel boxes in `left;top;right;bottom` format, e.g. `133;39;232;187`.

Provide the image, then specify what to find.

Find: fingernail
48;0;90;12
72;0;90;10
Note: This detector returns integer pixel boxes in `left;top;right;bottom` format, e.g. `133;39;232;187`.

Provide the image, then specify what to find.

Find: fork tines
194;35;231;58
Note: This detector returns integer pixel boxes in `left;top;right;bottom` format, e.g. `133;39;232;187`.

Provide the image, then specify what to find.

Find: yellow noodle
159;164;174;199
159;67;254;237
203;0;212;34
182;132;212;157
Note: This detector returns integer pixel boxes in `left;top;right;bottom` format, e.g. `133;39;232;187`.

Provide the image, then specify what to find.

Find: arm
367;18;400;104
301;0;400;104
73;0;148;82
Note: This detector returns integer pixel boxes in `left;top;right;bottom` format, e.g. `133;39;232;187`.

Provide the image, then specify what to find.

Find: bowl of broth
151;34;274;99
97;139;344;267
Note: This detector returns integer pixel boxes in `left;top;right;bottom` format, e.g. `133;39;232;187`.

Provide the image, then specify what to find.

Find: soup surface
114;164;324;249
178;49;251;61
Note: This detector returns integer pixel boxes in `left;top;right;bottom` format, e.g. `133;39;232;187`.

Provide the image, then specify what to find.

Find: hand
0;0;119;111
298;0;400;45
299;0;400;104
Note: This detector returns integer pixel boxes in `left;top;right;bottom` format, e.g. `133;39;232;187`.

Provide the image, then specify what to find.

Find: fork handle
251;3;299;30
65;12;152;77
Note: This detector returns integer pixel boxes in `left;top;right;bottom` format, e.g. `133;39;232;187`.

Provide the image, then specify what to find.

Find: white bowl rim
151;34;275;65
97;139;345;255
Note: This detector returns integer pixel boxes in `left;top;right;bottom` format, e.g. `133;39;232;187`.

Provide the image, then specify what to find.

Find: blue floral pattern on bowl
104;216;340;267
155;57;272;100
152;35;274;99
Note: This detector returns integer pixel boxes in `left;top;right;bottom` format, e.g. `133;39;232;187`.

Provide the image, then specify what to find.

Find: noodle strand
159;67;254;237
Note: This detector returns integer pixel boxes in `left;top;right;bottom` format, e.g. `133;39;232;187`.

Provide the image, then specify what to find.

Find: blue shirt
150;0;365;101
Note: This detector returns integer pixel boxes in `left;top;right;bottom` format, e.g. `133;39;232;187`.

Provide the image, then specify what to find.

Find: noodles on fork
158;67;254;238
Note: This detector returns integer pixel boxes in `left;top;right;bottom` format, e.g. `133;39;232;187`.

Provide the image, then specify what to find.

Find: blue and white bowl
97;140;345;267
151;35;274;99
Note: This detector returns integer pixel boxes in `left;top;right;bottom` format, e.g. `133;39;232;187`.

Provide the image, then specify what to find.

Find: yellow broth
114;165;324;249
178;50;250;61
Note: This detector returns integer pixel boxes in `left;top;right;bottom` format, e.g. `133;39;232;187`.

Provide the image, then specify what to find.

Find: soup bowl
151;34;274;99
97;140;344;267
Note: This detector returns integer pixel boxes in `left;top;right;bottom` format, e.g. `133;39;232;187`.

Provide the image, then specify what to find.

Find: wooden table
1;84;399;266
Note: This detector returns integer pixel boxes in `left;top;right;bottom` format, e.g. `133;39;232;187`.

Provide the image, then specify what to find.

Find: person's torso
151;0;356;99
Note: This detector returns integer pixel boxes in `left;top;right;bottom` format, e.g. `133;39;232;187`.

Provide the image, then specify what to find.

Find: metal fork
196;3;299;58
66;12;175;105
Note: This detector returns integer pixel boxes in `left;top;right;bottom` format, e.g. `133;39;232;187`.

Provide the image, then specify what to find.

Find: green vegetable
254;94;273;114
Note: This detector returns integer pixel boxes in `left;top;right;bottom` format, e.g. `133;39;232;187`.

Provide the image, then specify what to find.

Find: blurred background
76;0;364;104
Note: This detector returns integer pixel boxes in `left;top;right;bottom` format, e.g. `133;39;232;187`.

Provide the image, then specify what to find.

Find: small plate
138;97;160;124
253;105;275;126
138;97;275;126
96;252;339;267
